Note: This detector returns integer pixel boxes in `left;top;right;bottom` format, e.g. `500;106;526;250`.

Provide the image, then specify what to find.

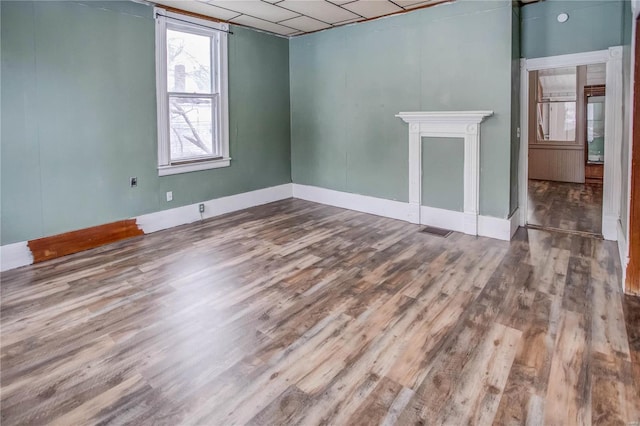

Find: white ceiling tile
155;0;242;20
231;14;298;35
341;0;402;18
278;15;331;31
156;0;453;35
211;1;300;22
277;0;360;24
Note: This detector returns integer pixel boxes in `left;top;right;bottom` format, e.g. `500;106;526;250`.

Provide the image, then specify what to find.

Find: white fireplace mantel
396;111;493;235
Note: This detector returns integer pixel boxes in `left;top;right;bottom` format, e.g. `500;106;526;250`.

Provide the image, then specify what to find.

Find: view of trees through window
167;29;216;162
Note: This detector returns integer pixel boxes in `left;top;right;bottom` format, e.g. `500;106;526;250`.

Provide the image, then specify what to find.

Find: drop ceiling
152;0;451;36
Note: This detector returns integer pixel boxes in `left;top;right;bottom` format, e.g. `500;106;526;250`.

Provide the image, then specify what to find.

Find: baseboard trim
293;184;514;241
0;241;33;272
28;219;144;264
509;208;521;239
1;183;518;272
602;214;618;241
292;184;410;222
420;206;465;233
137;183;293;234
1;184;293;272
480;208;520;241
617;220;628;291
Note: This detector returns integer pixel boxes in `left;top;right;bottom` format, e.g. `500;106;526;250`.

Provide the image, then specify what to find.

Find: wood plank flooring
528;179;603;235
1;199;638;425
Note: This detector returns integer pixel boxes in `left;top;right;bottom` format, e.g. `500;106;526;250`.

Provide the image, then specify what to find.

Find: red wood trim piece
626;16;640;295
27;219;144;263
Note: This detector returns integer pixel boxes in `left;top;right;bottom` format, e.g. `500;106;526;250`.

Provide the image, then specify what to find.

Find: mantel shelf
396;111;494;124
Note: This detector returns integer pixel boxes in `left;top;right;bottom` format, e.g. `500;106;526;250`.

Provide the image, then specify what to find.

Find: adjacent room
527;64;606;235
1;0;639;424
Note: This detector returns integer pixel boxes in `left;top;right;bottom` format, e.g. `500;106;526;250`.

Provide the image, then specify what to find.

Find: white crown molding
396;110;493;236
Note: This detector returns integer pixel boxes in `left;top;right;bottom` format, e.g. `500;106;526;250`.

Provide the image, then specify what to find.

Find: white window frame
155;8;230;176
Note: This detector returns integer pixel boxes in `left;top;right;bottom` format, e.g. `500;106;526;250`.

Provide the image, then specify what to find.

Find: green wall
521;0;628;59
0;1;291;245
290;0;515;219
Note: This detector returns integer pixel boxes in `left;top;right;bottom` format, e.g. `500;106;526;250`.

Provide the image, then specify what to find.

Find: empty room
1;0;639;424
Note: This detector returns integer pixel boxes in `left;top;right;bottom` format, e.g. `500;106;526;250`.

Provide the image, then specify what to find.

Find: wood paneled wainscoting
1;199;638;425
529;144;585;183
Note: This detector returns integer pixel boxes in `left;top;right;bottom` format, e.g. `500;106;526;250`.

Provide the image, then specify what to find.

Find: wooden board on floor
27;219;144;263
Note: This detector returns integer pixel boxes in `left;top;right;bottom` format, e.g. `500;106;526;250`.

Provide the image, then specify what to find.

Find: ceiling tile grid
153;0;451;36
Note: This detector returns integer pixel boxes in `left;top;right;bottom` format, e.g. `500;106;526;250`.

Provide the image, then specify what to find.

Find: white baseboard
137;183;293;234
479;208;520;241
509;208;521;239
1;182;518;273
603;214;618;241
292;184;410;222
420;206;465;233
1;241;33;272
294;184;515;241
0;184;293;272
617;220;628;291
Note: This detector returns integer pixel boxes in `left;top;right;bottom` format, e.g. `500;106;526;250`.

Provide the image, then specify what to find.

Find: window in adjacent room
534;66;577;143
155;9;230;176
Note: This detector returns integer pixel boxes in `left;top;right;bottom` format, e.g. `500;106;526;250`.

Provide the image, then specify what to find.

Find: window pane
587;97;605;163
167;29;211;93
536;101;576;142
537;67;576;102
169;97;215;161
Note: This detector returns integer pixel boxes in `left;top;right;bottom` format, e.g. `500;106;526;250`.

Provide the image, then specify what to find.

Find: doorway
518;47;625;241
526;64;604;235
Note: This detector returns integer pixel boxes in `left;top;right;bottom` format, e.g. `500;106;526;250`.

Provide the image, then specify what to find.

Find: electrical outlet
199;203;205;213
130;177;137;187
166;191;173;202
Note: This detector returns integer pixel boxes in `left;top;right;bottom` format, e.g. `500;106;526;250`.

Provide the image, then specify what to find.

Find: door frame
519;47;625;240
625;12;640;295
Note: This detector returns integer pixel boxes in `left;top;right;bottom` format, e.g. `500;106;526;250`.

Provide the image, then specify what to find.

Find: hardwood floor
528;179;603;235
1;199;638;425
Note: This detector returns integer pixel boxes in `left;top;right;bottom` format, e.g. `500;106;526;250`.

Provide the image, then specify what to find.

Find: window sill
158;157;231;176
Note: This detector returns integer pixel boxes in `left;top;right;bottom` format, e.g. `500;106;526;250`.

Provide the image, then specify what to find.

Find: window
534;67;577;143
155;9;229;176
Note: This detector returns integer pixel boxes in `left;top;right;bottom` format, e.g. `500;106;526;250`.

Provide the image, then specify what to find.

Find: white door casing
519;47;624;241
